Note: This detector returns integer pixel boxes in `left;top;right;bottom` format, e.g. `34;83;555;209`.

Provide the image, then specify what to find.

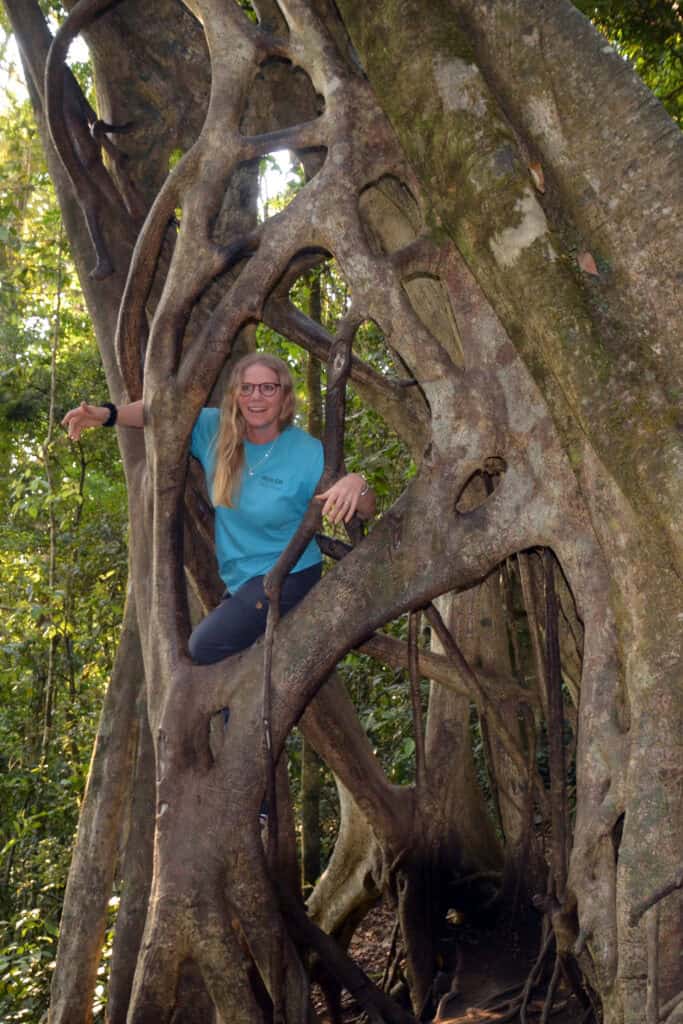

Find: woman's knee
188;602;262;664
188;624;220;665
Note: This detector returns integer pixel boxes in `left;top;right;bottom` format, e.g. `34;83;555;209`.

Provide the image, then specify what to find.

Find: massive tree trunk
334;5;683;1021
4;0;681;1022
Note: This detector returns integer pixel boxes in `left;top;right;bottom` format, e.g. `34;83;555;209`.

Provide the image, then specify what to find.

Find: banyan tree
3;0;682;1022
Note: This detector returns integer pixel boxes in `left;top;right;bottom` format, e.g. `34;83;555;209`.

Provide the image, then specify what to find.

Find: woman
63;353;375;664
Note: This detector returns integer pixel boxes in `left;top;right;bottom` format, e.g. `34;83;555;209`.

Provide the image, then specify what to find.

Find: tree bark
48;591;144;1024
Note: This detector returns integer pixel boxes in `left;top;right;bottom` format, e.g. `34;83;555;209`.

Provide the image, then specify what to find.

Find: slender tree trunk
105;696;155;1024
48;592;144;1024
40;223;64;757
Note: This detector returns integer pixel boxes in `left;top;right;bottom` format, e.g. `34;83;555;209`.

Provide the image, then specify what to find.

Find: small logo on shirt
259;474;283;487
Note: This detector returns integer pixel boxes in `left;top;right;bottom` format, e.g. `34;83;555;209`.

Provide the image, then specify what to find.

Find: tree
1;1;681;1023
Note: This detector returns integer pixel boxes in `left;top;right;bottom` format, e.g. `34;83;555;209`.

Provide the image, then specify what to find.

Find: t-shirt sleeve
190;407;219;464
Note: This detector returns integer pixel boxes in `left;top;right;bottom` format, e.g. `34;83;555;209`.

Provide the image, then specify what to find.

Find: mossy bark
336;0;682;571
335;1;683;1019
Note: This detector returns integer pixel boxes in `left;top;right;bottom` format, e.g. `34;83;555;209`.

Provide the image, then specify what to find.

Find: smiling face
237;361;285;443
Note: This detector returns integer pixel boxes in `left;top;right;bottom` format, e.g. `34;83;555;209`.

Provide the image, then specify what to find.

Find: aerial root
661;988;683;1022
45;0;133;277
630;863;683;926
283;893;417;1024
538;955;560;1024
379;920;402;994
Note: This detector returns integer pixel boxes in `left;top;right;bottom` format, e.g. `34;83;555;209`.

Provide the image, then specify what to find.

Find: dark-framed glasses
239;382;282;397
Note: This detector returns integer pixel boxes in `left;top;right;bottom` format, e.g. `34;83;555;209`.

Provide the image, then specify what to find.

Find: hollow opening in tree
242;57;324;135
403;274;465;367
236;0;258;26
422;549;583;928
256;150;309;223
297;546;586;1020
455;461;507;513
253;310;416;517
358;174;422;255
284;261;417;395
287;255;350;333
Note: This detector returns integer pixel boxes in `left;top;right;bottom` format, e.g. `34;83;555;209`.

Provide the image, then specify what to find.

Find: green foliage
236;0;258;25
0;94;127;1022
342;633;428;786
574;0;683;122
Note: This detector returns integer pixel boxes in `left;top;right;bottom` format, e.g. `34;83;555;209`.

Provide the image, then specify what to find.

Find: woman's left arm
316;473;376;524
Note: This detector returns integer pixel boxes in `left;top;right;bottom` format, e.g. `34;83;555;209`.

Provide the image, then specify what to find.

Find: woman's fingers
316;476;362;523
62;402;86;440
61;401;104;440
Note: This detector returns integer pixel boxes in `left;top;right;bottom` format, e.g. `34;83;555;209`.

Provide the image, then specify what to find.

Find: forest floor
311;900;592;1023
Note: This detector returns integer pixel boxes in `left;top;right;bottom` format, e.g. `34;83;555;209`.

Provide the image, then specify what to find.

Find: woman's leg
188;563;321;665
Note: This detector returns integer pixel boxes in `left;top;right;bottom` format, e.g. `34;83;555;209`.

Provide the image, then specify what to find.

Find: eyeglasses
239;382;282;397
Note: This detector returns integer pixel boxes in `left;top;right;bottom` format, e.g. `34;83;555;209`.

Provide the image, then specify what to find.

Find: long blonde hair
212;352;296;507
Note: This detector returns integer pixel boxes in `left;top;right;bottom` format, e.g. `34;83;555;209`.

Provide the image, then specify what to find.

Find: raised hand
62;402;111;440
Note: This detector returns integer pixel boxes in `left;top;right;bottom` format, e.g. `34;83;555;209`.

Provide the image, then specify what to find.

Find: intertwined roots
38;1;662;1022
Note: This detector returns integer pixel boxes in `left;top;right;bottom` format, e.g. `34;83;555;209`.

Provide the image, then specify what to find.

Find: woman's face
237;362;285;442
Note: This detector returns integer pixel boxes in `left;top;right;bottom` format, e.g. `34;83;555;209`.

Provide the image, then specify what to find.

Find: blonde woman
63;353;375;663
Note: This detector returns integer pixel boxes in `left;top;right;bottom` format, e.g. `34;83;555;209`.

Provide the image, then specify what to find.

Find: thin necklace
245;435;279;476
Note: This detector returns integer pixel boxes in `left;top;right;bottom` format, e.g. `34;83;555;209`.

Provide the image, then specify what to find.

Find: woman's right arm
62;400;144;440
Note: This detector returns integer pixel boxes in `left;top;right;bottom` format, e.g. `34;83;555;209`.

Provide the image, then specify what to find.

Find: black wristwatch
102;402;118;427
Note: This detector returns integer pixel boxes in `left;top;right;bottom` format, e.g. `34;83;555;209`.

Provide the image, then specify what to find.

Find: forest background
0;2;680;1021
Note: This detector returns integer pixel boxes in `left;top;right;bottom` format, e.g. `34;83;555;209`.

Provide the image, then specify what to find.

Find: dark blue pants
188;563;321;665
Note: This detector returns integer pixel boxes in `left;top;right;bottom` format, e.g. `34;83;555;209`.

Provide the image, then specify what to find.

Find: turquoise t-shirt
190;408;324;593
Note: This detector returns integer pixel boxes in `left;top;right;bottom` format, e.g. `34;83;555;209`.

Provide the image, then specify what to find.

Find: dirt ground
311;900;594;1023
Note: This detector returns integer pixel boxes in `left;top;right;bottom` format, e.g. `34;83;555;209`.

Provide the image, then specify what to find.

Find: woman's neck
245;424;281;445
